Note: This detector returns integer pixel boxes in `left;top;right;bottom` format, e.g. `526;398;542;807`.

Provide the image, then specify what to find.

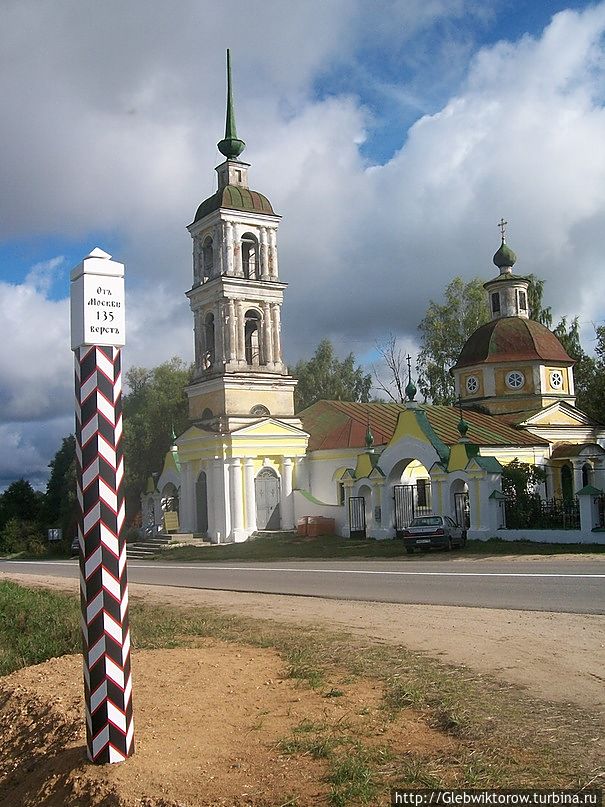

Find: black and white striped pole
70;248;135;763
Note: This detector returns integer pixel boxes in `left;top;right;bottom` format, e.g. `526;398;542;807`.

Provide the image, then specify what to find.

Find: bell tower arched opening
202;236;214;281
241;232;258;279
245;309;263;366
204;313;215;370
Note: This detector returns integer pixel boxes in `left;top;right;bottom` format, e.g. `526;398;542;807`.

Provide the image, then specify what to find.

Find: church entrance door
196;471;208;534
255;468;281;530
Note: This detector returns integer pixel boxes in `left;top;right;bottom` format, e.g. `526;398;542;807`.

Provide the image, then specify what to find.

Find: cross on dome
498;217;508;243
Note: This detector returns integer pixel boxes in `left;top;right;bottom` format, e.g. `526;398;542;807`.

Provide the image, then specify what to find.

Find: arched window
202;236;213;281
245;309;263;365
241;233;258;279
204;313;215;369
491;292;500;315
582;462;592;488
561;464;573;501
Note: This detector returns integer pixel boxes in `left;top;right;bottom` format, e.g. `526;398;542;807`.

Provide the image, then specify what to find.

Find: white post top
70;247;124;282
70;247;126;350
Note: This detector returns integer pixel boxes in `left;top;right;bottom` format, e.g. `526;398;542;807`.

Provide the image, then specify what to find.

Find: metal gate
255;469;281;530
349;496;366;538
454;492;470;528
394;484;415;535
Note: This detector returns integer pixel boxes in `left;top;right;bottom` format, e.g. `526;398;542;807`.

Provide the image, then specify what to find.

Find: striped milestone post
70;248;134;764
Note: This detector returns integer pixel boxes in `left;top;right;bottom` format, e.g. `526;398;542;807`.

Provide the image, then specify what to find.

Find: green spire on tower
217;49;246;160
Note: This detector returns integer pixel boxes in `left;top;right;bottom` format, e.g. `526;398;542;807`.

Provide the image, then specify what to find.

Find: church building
143;54;605;544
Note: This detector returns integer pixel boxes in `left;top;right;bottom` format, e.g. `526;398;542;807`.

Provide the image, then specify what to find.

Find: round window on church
466;375;479;394
550;370;563;390
250;404;270;417
506;370;525;390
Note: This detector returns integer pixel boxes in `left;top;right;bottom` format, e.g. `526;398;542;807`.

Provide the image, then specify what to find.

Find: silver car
401;515;467;553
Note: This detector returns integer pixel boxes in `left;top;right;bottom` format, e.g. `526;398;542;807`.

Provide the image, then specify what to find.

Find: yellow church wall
188;384;295;420
494;367;535;397
460;370;484;399
188;388;225;420
224;386;295;417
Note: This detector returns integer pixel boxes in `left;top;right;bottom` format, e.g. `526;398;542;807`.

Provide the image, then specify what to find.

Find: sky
2;0;605;490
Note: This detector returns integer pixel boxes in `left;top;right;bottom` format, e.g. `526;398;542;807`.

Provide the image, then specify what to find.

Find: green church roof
194;185;276;222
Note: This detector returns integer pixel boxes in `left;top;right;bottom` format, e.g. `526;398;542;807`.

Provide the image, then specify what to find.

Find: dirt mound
0;642;450;806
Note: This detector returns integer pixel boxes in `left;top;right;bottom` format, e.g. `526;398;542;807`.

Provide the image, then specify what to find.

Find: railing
504;495;580;530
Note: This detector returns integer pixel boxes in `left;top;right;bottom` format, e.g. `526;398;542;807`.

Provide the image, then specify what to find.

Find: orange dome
453;317;572;370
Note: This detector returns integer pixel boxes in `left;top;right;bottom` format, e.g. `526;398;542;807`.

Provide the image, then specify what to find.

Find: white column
271;304;281;366
281;457;294;530
233;227;243;277
572;461;584;494
260;228;269;280
215;302;225;366
224;222;234;276
194;311;202;371
229;458;246;541
268;228;278;278
178;463;193;532
192;237;201;284
545;465;555;499
213;224;222;275
244;458;257;534
262;302;273;368
228;298;236;363
211;458;229;543
237;301;246;364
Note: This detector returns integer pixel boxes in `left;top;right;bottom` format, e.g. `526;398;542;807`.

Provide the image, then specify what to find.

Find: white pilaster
228;298;237;363
572;461;584;495
214;302;224;367
262;302;274;368
268;227;278;278
237;301;246;365
224;221;235;276
213;224;223;275
244;458;257;533
271;304;281;365
260;228;269;280
229;458;246;542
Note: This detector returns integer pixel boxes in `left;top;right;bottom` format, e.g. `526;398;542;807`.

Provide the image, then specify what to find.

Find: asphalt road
1;556;604;614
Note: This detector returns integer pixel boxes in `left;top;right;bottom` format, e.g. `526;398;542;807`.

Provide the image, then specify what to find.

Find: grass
157;530;604;562
0;579;603;804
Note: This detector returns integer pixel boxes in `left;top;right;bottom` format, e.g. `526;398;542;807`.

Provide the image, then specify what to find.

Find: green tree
43;435;77;541
293;339;372;412
0;479;43;532
526;274;552;326
417;277;490;404
551;316;600;419
122;357;193;517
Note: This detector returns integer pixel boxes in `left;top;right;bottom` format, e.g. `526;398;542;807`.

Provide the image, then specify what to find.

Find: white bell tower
185;50;298;432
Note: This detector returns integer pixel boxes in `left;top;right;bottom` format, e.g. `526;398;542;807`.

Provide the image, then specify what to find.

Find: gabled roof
298;400;548;452
515;400;604;429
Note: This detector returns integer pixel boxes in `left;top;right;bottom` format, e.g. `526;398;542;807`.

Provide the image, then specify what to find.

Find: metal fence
504;495;580;530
